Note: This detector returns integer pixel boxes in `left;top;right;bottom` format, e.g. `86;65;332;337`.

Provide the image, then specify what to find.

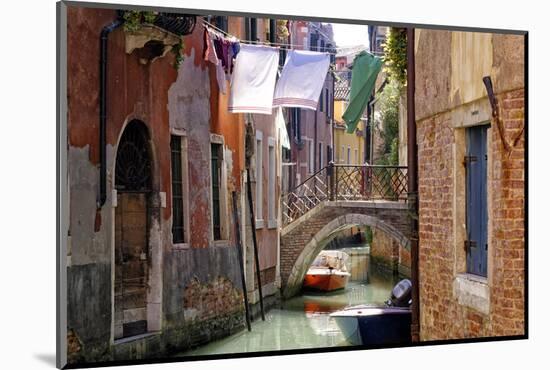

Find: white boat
303;250;351;292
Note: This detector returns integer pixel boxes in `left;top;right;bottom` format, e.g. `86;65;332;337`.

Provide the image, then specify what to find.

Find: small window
319;90;324;113
256;131;264;227
268;138;276;228
292;108;301;142
347;146;351;165
325;87;330;119
211;143;223;240
310;33;318;51
318;142;323;169
308;140;314;174
214;16;228;33
171;135;185;244
245;17;258;41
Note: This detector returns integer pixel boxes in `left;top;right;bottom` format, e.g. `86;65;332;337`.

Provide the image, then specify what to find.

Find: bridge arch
282;211;410;298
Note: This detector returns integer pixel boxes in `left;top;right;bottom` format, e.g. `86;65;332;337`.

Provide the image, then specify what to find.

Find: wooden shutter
465;125;489;276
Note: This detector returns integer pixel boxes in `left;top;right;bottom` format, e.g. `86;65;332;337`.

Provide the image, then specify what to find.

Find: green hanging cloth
342;51;382;134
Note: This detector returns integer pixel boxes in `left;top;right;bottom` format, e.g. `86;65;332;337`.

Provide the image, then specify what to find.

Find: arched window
115;120;152;192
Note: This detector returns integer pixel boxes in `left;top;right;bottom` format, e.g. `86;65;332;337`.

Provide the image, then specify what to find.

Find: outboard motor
385;279;412;307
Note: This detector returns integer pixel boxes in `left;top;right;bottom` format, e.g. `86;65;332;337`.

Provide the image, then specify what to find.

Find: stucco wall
66;8;261;364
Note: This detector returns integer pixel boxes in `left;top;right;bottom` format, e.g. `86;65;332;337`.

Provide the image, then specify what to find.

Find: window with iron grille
171;135;185;243
211;143;223;240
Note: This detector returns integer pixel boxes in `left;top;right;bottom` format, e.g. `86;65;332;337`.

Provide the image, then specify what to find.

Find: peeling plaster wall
66;7;248;364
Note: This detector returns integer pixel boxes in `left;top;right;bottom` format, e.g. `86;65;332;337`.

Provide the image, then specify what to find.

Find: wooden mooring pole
232;191;251;331
246;169;266;321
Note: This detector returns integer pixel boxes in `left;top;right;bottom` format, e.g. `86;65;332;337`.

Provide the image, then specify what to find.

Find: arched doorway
114;120;152;339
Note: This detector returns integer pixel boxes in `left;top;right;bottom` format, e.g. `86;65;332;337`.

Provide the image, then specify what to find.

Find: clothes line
201;18;373;56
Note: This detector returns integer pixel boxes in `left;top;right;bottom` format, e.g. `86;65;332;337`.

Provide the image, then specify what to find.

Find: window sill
172;242;190;250
114;331;161;346
255;219;265;229
453;273;490;315
213;240;230;247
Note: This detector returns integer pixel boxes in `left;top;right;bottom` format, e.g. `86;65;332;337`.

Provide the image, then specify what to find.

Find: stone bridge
279;164;411;298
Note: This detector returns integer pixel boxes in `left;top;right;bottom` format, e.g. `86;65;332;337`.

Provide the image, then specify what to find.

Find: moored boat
330;279;413;345
303;250;351;292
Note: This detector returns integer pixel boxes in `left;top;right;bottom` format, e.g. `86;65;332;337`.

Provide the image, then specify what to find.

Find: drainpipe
98;17;124;208
331;72;335;163
406;27;420;342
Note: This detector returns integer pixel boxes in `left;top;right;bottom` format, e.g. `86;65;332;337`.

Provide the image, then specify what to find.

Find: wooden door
114;192;148;339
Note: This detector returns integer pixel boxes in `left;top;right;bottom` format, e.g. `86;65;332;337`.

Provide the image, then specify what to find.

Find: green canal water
179;246;397;356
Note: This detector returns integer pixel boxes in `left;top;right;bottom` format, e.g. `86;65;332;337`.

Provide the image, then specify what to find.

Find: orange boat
303;251;351;292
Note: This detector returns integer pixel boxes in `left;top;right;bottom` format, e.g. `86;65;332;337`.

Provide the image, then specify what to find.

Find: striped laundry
273;50;330;110
228;44;279;114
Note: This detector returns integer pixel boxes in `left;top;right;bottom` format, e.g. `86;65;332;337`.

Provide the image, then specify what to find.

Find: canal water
180;245;396;356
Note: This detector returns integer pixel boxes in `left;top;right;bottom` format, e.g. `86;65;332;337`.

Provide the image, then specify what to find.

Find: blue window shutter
466;125;489;277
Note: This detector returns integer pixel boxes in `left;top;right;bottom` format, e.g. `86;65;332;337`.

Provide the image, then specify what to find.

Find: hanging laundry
228;44;280;115
342;51;382;133
203;28;217;64
273;50;330;110
276;107;291;149
230;42;240;74
212;37;226;69
203;28;227;94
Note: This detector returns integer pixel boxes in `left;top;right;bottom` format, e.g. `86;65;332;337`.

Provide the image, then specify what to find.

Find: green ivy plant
276;20;290;44
123;10;158;33
375;79;400;166
382;28;407;86
171;39;185;69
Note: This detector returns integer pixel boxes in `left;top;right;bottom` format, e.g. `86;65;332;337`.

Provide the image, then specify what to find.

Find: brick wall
370;229;399;268
488;89;525;335
417;89;525;340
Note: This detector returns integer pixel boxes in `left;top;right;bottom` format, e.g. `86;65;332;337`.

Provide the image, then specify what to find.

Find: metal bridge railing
282;162;408;226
